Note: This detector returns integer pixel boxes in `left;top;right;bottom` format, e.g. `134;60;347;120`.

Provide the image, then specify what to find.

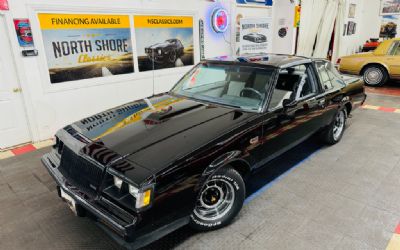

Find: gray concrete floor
1;92;400;250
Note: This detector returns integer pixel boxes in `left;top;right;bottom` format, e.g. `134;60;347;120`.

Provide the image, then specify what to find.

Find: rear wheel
363;65;388;86
321;108;347;145
189;167;245;231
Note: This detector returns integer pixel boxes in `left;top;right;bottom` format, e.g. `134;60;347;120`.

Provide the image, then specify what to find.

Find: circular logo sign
278;27;287;38
212;8;229;33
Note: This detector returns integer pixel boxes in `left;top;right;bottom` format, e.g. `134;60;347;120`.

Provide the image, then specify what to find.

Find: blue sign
236;0;273;6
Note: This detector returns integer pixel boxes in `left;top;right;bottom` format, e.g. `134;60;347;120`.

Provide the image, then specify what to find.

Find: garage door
0;15;30;149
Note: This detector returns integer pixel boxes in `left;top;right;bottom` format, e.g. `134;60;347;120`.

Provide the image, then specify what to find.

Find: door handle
12;88;22;93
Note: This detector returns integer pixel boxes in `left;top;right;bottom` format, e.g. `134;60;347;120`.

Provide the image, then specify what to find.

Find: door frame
0;12;38;145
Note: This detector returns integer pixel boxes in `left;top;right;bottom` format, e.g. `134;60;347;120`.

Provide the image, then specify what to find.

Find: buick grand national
42;54;366;249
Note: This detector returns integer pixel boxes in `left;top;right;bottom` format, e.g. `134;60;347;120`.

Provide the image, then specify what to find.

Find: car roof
205;54;315;68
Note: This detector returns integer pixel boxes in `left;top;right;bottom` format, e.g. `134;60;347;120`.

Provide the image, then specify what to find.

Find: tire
168;49;177;63
321;108;347;145
362;65;388;87
189;166;245;231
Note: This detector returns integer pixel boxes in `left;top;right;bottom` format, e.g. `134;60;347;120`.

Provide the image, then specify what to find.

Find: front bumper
42;150;190;249
146;53;167;63
41;152;139;244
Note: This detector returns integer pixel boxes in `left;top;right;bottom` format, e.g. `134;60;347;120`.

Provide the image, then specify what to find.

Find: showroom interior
1;0;400;249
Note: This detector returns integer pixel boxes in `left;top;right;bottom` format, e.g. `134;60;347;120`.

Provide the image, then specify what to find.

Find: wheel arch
225;159;251;179
196;151;251;191
360;62;390;76
344;102;352;116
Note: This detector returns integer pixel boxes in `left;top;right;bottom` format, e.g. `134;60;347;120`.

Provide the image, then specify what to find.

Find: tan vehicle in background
338;38;400;86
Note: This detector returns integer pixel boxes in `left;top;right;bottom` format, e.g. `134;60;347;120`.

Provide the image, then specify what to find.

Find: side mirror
282;99;297;109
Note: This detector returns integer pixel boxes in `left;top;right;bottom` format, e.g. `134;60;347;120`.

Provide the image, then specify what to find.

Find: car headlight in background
129;184;152;209
158;49;162;55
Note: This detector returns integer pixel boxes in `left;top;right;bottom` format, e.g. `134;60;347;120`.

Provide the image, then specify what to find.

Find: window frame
314;60;334;91
388;41;400;56
294;64;319;101
170;62;276;113
266;63;320;111
313;60;345;91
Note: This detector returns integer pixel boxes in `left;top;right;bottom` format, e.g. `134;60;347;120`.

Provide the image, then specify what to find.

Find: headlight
129;184;152;209
158;49;162;55
113;176;123;189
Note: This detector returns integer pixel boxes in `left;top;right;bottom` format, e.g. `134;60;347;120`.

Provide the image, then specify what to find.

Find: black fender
195;150;250;194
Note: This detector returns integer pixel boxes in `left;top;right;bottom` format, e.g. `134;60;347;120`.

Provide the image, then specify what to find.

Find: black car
145;38;184;64
243;33;267;43
42;54;366;249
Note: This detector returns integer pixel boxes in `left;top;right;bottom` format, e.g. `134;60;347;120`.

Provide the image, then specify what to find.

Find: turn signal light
129;184;152;209
142;190;151;206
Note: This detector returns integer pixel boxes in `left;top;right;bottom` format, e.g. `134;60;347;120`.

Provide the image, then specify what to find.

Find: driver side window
269;64;317;109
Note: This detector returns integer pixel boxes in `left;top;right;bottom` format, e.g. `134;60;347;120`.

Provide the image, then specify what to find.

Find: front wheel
321;109;347;145
189;167;245;231
168;49;177;63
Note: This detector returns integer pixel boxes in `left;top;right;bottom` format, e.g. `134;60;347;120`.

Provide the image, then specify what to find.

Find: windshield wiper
170;92;259;112
191;95;247;110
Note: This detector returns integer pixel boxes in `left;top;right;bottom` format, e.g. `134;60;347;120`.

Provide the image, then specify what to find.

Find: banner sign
0;0;8;10
294;5;301;28
134;15;194;72
38;13;134;84
14;19;33;47
199;19;205;60
236;0;273;6
239;18;272;55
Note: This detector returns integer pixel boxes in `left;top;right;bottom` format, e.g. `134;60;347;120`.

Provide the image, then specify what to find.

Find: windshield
171;62;275;112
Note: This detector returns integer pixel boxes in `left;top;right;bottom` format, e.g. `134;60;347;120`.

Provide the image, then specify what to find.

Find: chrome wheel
364;67;383;85
333;111;345;141
194;179;235;221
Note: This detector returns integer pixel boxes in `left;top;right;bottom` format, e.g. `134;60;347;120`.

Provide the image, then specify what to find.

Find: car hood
147;42;170;49
70;93;256;174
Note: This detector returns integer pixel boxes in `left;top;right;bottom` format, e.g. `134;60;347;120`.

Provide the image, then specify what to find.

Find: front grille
59;146;105;197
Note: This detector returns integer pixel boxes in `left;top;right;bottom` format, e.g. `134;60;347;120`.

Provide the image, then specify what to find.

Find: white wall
4;0;235;142
3;0;294;145
334;0;380;60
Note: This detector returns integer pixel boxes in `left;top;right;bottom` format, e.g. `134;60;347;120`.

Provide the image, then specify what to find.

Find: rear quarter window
315;61;345;90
